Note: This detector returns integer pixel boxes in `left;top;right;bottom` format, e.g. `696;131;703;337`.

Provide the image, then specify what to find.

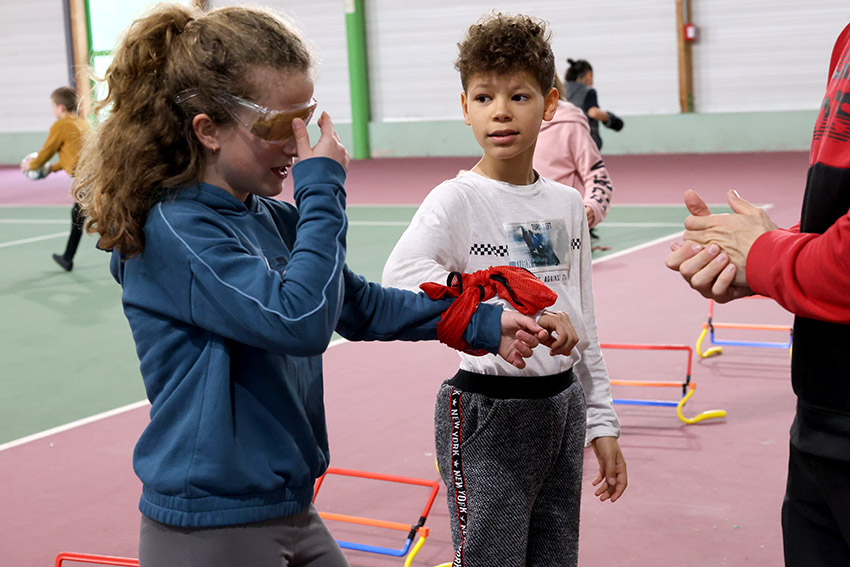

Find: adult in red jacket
665;22;850;567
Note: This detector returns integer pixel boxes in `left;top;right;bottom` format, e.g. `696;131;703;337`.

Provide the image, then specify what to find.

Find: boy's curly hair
455;13;555;94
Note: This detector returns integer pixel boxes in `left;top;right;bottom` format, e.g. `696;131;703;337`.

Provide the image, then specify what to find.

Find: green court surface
0;203;720;445
1;206;142;443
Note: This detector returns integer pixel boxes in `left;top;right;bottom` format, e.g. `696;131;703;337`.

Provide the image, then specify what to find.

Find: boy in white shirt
382;13;627;567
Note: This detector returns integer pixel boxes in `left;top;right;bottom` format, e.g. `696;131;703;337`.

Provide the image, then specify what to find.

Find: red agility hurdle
56;467;440;567
55;553;138;567
313;467;440;566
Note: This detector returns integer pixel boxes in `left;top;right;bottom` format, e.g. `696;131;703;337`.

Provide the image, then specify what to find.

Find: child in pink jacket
534;76;614;230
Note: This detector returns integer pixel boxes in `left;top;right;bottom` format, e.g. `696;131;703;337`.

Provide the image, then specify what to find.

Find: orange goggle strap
420;266;557;355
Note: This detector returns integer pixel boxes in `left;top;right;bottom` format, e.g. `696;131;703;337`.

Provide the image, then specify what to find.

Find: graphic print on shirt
468;243;509;257
504;219;573;274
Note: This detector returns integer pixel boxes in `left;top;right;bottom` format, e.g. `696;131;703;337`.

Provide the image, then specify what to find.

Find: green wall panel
1;109;816;165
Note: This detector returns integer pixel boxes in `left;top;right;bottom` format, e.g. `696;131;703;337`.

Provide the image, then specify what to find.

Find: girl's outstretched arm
336;268;548;368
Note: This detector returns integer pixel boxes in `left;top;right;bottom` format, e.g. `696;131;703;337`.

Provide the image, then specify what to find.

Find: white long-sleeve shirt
382;170;620;443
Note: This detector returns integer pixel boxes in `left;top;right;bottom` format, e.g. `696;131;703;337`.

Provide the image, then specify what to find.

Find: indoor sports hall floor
1;151;809;566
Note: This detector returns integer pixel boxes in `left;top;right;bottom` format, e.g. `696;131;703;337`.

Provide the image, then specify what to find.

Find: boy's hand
293;111;350;171
498;311;549;369
590;436;627;502
537;311;579;356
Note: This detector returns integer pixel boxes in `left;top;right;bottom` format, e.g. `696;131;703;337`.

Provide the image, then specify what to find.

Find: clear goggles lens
176;89;317;141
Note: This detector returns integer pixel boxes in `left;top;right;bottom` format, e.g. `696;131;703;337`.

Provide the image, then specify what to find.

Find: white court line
0;231;68;248
1;202;776;450
0;400;151;452
0;337;350;452
356;221;693;228
346;203;774;229
346;202;749;209
0;204;69;208
348;204;417;208
349;220;410;227
592;230;683;264
603;202;720;208
603;222;682;228
0;219;67;224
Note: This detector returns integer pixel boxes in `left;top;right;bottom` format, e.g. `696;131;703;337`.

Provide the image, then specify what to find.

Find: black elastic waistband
446;368;575;399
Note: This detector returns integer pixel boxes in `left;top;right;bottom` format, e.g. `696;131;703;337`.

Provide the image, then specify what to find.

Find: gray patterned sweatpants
435;370;586;567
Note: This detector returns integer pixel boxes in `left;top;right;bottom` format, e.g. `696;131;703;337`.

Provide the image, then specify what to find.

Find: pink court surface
1;151;809;566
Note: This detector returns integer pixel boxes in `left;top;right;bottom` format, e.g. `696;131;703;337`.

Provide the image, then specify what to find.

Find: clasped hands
665;189;778;302
498;309;579;369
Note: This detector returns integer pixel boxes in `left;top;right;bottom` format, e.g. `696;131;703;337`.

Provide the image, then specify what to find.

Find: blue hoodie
110;158;502;527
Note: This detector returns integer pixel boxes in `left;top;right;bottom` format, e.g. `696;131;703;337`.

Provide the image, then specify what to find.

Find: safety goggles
176;89;317;142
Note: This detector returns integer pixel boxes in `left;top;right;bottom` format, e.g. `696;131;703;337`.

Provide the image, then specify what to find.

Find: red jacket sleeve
746;208;850;322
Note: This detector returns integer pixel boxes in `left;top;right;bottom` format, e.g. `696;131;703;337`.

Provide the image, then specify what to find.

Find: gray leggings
435;377;586;567
139;504;349;567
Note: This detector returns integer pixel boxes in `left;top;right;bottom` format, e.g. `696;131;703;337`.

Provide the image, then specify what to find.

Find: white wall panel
543;0;680;116
691;0;849;112
2;0;848;141
0;0;70;133
366;0;680;121
210;0;351;121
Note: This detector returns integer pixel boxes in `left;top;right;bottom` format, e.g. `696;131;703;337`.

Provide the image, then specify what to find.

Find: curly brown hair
73;3;312;257
455;13;555;94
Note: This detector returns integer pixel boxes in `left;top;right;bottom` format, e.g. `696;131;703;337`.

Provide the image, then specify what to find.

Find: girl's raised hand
292;111;350;171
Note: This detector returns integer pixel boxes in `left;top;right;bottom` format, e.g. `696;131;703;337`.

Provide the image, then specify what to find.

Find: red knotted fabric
420;265;557;355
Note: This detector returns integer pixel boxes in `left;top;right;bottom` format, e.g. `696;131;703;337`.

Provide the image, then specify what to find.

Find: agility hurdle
313;467;440;566
602;343;726;424
55;467;439;567
696;298;792;358
55;553;138;567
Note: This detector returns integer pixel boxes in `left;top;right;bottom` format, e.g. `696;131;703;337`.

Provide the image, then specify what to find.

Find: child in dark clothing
21;86;88;271
564;58;624;151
